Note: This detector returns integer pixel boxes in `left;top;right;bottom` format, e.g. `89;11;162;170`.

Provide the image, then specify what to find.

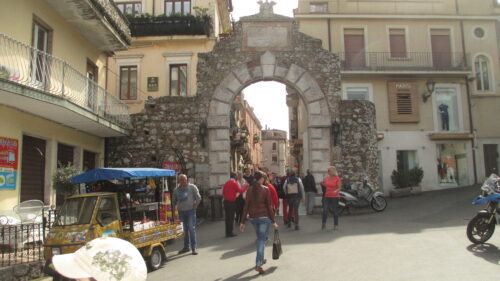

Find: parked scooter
466;174;500;244
339;177;387;214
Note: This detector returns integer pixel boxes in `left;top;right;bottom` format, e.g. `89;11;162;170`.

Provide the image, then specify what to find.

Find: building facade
108;0;232;113
261;129;288;176
295;0;500;192
0;0;131;213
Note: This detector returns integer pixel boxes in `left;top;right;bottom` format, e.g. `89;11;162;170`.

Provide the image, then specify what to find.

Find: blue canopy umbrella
72;168;176;184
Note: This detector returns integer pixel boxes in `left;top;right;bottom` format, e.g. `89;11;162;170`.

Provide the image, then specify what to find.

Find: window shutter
388;82;419;123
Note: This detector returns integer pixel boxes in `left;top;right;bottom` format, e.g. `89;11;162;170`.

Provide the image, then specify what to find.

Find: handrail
0;33;131;129
338;52;470;71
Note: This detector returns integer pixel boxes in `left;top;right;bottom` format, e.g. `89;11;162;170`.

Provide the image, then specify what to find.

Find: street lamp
422;78;436;103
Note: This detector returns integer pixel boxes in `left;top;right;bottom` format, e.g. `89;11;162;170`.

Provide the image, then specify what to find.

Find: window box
127;14;212;37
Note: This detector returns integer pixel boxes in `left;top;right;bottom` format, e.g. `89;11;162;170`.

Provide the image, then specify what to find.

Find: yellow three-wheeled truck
44;168;183;278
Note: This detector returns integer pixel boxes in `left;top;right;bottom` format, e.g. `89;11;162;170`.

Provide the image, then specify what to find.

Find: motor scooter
339;177;387;214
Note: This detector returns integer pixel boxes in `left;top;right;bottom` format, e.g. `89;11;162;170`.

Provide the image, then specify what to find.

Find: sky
231;1;298;136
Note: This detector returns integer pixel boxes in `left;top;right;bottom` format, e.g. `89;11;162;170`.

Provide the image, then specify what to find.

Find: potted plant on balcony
253;133;260;143
390;166;424;198
219;26;232;40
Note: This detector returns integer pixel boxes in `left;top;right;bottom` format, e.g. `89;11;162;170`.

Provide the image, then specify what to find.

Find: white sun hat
52;237;147;281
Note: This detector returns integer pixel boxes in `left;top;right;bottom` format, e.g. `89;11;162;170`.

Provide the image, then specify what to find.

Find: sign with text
0;137;18;190
147;77;158;92
162;162;180;173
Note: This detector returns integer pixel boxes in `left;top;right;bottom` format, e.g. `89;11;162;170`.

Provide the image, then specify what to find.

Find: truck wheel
148;247;164;271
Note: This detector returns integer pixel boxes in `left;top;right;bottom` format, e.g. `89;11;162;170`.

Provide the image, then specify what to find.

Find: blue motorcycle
466;174;500;244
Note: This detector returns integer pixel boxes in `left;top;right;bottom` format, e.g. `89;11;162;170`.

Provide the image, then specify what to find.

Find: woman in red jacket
240;171;279;274
321;166;341;230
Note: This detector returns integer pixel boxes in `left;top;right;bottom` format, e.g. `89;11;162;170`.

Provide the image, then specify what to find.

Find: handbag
272;230;282;260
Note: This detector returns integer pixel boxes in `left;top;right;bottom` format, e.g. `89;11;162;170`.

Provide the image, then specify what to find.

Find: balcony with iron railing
0;34;131;137
127;14;212;37
339;52;471;73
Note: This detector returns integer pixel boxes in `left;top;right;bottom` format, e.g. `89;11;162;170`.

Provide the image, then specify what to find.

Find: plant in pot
390;167;424;197
53;163;80;206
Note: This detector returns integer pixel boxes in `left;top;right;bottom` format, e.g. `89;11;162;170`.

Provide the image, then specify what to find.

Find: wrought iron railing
0;209;57;266
338;52;470;72
0;34;131;129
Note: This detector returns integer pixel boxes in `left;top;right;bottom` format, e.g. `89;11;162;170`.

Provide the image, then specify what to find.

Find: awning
72;168;176;184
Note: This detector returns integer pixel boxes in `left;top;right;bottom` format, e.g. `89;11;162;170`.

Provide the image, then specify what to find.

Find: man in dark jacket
303;169;317;215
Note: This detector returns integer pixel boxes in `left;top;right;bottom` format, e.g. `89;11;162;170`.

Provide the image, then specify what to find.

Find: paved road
147;186;499;281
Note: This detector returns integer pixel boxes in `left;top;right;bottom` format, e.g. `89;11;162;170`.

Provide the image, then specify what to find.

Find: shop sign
0;137;18;190
147;77;158;92
162;162;180;172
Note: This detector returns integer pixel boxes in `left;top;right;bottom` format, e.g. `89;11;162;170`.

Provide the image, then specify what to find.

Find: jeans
322;197;339;226
306;192;316;215
179;209;197;250
249;217;271;267
288;197;300;226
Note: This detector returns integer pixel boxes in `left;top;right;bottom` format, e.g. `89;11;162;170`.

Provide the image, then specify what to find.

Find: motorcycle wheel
466;214;495;244
370;196;387;212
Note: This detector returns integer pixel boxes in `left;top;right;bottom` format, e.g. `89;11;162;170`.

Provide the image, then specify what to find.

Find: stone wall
0;262;45;281
106;96;210;188
339;100;379;188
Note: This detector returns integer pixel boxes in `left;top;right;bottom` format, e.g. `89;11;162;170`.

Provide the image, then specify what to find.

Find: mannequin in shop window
438;104;449;131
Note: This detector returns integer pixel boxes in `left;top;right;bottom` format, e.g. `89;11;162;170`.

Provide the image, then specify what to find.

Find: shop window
119;65;138;100
57;143;74;168
169;64;187;96
435;87;459;131
310;2;327;13
474;55;491;91
165;0;191;16
396;150;418;175
387;82;419;123
437;143;468;185
116;2;142;16
389;28;407;58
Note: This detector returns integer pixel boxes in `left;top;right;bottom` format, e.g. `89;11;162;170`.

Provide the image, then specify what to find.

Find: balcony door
31;23;49;88
431;29;452;69
344;29;366;69
87;60;98;110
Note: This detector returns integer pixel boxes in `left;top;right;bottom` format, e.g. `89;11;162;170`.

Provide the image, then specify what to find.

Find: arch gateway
107;3;379;192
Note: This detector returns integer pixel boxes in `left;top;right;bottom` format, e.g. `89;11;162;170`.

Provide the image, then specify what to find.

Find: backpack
286;182;299;194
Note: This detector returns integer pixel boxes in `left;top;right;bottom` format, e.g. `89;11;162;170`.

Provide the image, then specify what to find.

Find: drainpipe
457;0;478;184
327;18;332;52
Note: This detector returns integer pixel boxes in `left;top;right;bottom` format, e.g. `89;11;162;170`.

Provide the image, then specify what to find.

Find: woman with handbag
239;171;279;274
321;166;342;230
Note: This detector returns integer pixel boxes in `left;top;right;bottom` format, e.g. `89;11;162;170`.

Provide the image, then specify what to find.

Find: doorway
21;135;46;202
483;144;498;176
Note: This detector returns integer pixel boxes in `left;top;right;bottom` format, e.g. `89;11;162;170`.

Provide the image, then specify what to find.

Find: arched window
474;55;491;91
272;142;277;151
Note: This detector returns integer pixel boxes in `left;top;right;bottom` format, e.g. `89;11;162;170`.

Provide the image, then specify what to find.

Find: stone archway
198;5;340;187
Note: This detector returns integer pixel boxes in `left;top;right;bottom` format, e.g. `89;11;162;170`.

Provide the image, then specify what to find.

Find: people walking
223;172;248;237
263;173;279;212
239;171;279;274
172;174;201;255
283;170;305;230
236;168;254;224
321;166;342;230
303;169;318;215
